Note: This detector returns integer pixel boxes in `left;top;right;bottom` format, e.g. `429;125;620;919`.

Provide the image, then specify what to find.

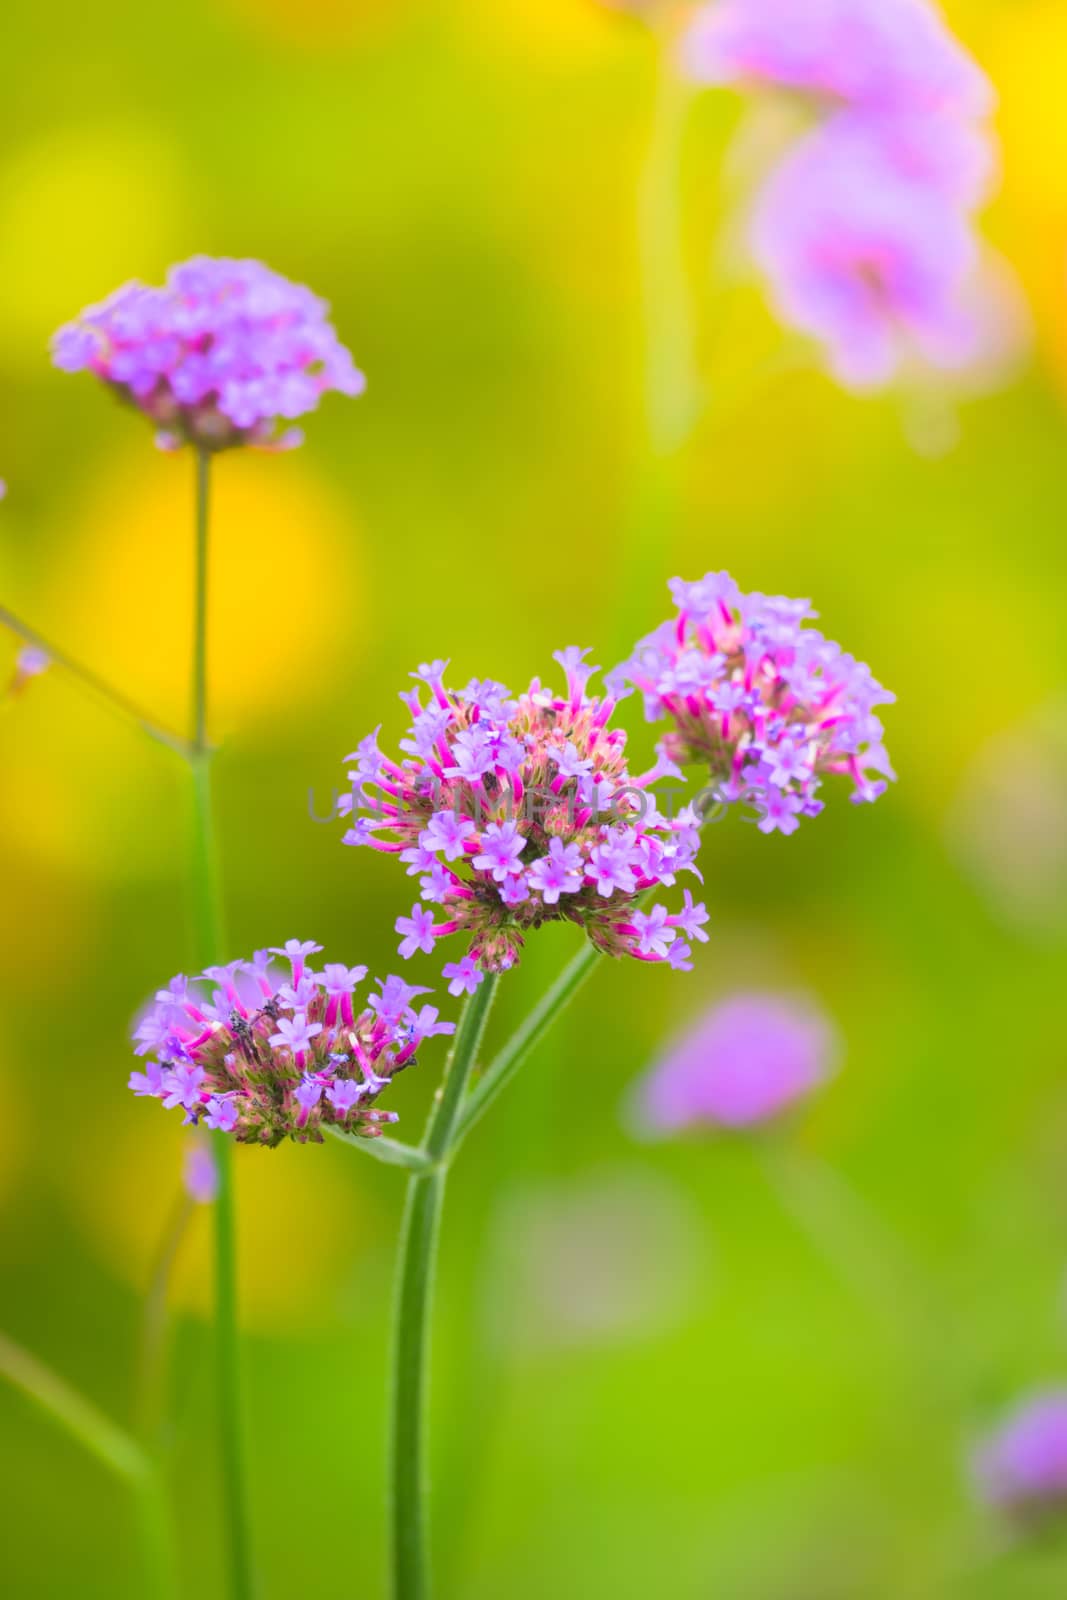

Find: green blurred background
3;0;1067;1594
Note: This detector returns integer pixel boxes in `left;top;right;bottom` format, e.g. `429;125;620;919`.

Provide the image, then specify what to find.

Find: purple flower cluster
683;0;997;389
128;939;452;1146
610;573;894;833
632;991;836;1132
53;256;364;452
341;651;709;975
974;1392;1067;1520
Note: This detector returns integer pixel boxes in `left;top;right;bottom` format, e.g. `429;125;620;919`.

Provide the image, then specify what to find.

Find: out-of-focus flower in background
183;1138;219;1205
681;0;1019;393
751;117;983;390
629;990;837;1134
974;1390;1067;1520
683;0;992;114
484;1166;703;1353
5;645;50;699
53;255;365;453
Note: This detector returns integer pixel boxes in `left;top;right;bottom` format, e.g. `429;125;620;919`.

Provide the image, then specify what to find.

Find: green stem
453;942;600;1152
0;603;193;757
389;974;499;1600
193;447;211;753
190;447;253;1600
619;25;700;629
325;1127;439;1174
136;1190;196;1449
637;32;700;464
0;1332;178;1599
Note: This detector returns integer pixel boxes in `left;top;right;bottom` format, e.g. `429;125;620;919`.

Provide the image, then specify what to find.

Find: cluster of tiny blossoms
609;574;894;834
341;651;709;977
52;256;364;453
682;0;997;389
128;940;452;1146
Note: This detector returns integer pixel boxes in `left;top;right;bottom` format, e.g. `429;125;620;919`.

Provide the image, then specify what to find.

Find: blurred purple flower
631;991;837;1133
974;1392;1067;1519
751;117;982;390
52;256;364;453
682;0;993;117
183;1140;219;1204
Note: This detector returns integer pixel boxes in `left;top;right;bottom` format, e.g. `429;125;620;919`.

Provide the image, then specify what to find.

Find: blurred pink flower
751;116;981;389
682;0;993;117
631;991;837;1133
974;1391;1067;1519
183;1140;219;1205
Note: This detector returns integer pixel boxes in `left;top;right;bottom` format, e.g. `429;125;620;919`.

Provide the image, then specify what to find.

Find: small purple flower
671;890;710;945
421;811;476;861
268;1014;323;1054
409;1006;455;1042
632;991;836;1133
528;838;584;905
129;1061;166;1098
322;962;368;996
756;788;805;837
204;1097;238;1134
472;821;527;883
270;939;323;987
974;1392;1067;1519
442;956;485;997
326;1078;364;1117
630;904;676;959
420;861;455;905
552;743;594;782
587;836;638;898
162;1063;205;1113
553;646;599;708
666;940;694;973
396;905;438;960
370;975;431;1021
294;1076;324;1115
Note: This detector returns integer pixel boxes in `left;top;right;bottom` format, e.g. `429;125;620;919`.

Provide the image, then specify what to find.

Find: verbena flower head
751;117;983;389
53;256;364;453
609;573;894;832
682;0;993;117
631;991;836;1132
341;651;709;974
974;1392;1067;1521
128;941;452;1146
